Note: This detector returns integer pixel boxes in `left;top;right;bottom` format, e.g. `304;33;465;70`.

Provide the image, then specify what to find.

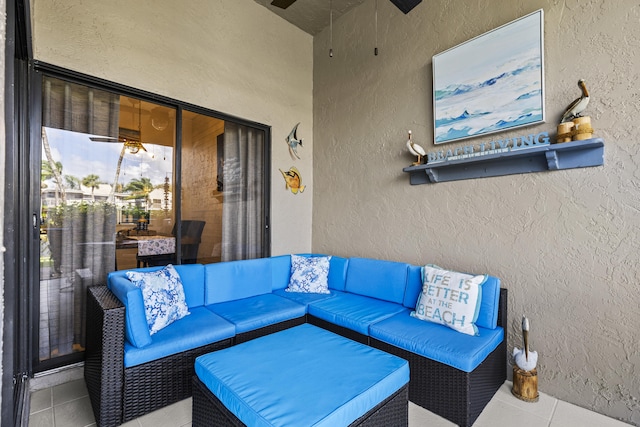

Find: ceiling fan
90;129;148;154
270;0;422;14
90;99;149;154
270;0;297;8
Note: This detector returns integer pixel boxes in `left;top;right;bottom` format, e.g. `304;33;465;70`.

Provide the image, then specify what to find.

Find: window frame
30;62;271;372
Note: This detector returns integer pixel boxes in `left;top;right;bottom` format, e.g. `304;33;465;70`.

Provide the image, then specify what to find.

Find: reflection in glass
180;111;224;264
39;77;175;366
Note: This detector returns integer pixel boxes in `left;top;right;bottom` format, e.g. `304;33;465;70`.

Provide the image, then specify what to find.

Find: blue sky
43;127;174;187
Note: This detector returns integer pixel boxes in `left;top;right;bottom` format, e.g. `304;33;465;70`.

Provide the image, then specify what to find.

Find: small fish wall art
279;166;305;194
286;123;303;160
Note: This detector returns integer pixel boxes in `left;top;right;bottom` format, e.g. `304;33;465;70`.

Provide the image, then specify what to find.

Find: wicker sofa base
122;338;233;422
234;315;306;344
369;288;508;427
192;376;408;427
308;315;370;345
87;284;507;427
370;338;506;427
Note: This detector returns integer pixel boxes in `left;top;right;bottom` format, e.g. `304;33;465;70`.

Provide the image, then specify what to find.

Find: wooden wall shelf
403;138;604;185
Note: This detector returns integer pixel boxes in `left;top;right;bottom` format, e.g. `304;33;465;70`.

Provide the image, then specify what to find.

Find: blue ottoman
193;324;409;427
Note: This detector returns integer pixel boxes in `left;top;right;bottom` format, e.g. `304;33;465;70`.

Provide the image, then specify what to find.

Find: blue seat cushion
369;311;504;372
195;324;409;427
206;294;306;334
308;291;408;335
124;307;235;368
273;288;336;309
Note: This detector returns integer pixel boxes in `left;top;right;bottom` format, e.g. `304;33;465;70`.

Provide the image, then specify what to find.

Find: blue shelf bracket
545;150;560;170
403;138;604;184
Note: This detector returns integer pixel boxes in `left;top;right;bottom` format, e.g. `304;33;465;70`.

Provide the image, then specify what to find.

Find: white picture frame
433;9;545;145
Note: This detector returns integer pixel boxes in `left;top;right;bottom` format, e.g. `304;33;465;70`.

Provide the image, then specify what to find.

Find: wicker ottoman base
192;376;408;427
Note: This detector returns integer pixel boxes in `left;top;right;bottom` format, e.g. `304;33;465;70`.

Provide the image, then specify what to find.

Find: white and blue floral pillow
126;264;190;335
286;255;332;294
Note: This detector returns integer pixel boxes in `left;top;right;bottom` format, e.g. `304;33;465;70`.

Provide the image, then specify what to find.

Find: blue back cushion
477;275;501;329
270;254;349;292
173;264;206;307
205;258;273;304
110;264;205;308
328;256;349;291
270;255;292;290
108;271;152;348
107;264;204;348
403;265;423;309
107;264;205;348
344;258;408;304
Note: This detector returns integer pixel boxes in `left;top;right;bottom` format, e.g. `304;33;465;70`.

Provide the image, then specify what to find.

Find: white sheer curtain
40;77;119;359
42;78;120;137
221;122;266;261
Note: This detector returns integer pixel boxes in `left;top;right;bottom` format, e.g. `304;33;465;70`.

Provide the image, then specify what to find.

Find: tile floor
28;377;633;427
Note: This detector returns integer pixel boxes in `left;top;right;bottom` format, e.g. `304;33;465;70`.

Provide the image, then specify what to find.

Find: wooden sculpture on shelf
406;130;426;165
560;79;590;123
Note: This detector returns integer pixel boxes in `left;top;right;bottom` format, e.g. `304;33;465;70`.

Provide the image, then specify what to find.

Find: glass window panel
35;73;267;371
180;111;224;264
39;77;176;365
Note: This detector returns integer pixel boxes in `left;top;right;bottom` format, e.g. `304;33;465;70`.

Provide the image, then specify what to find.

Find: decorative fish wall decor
279;167;305;194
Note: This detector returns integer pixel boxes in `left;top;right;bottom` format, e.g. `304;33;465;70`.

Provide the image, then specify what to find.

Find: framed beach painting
433;9;545;144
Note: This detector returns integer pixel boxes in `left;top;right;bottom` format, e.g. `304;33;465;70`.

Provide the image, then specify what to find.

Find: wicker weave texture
86;283;507;427
192;376;408;427
307;315;370;344
234;316;306;344
123;339;232;422
369;288;508;427
85;286;125;427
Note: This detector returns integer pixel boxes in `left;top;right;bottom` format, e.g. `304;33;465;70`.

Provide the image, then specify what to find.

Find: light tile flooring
28;377;633;427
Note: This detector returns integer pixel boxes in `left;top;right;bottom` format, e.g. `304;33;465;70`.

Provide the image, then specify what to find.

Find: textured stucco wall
313;0;639;424
31;0;314;256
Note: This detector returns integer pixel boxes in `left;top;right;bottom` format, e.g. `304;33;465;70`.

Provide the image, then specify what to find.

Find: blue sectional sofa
84;254;507;427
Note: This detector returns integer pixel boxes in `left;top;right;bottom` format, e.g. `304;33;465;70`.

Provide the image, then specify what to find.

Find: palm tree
82;174;101;202
64;175;82;190
124;177;155;209
41;160;62;182
107;145;127;203
41;129;66;203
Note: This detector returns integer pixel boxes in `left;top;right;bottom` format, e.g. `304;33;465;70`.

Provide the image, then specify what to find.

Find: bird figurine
513;315;538;371
285;123;303;160
560;79;590;123
406;130;426;165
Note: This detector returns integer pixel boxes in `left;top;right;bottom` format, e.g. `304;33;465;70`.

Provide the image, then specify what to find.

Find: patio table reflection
116;234;176;268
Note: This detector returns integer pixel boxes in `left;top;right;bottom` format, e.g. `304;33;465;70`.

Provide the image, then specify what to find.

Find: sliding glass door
38;77;177;368
180;112;267;264
34;71;270;371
